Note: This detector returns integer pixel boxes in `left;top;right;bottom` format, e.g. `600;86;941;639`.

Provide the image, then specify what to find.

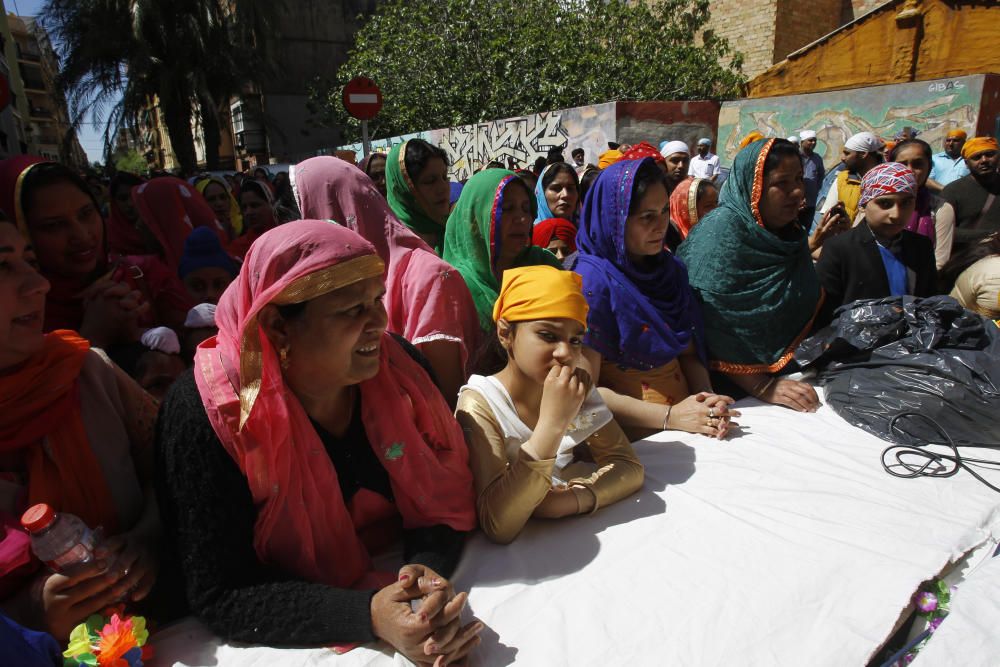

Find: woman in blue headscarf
677;139;822;412
534;162;580;225
574;157;738;439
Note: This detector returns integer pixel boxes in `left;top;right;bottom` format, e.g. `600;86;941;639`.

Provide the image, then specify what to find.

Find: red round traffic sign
342;77;382;121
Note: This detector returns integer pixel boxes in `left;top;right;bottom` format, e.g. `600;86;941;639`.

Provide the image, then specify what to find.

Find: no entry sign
342;77;382;120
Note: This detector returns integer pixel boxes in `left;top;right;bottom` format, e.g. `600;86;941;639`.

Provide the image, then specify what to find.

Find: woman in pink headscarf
291;156;480;406
156;220;481;662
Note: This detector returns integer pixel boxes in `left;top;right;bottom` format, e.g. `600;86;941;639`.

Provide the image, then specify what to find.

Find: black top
816;222;937;313
943;173;1000;254
313;402;393;504
154;346;464;646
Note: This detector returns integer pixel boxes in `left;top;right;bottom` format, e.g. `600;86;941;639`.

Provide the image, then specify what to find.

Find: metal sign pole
362;120;371;158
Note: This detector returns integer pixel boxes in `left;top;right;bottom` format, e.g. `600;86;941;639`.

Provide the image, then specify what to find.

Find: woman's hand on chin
371;564;483;666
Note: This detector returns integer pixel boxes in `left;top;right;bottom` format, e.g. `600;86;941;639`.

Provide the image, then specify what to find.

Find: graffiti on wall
442;112;570;180
337;102;616;180
717;75;984;168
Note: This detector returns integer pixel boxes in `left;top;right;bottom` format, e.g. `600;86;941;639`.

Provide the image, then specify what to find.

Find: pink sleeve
387;250;481;369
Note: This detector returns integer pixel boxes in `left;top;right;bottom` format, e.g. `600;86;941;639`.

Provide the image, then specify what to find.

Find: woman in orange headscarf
0;214;161;640
668;177;719;246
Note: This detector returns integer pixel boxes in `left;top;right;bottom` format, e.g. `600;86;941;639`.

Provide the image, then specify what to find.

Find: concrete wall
718;74;992;169
338;101;721;181
749;0;1000;98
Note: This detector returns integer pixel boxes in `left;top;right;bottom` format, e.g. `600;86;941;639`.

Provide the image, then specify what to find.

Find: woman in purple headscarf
571;158;738;439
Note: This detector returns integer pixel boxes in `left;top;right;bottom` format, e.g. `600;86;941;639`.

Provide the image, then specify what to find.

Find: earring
279;346;290;370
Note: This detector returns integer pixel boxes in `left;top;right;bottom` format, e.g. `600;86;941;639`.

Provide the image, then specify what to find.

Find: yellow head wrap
598;149;624;169
946;129;968;141
492;265;589;328
962;137;999;160
738;131;766;150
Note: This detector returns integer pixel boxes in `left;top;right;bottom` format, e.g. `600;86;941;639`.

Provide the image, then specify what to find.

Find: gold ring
708;408;717;418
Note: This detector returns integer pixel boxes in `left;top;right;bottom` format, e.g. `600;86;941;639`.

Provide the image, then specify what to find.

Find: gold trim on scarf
750;139;775;229
237;253;385;428
686;177;703;229
13;162;40;238
709;288;826;375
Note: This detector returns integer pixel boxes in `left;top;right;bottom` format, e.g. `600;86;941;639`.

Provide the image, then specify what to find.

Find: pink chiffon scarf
290;157;480;369
193;220;475;589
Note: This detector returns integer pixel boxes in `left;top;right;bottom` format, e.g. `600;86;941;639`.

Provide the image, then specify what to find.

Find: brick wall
774;0;844;61
705;0;847;78
705;0;779;79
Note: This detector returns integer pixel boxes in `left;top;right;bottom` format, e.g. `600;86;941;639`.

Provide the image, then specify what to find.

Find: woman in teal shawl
677;138;822;412
386;139;452;253
443;169;562;333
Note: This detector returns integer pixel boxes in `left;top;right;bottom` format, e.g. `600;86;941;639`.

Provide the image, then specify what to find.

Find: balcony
21;76;45;92
29;106;53;119
35;133;60;146
16;44;42;63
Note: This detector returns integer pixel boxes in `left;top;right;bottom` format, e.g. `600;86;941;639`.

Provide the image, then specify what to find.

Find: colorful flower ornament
894;579;952;665
63;606;152;667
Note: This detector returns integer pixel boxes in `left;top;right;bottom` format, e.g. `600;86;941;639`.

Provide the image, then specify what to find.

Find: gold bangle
753;377;776;398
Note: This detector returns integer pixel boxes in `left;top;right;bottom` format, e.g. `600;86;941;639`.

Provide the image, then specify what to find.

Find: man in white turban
819;131;885;224
659;140;691;193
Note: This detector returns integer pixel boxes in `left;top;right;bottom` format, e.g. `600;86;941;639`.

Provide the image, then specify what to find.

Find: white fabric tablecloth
153;394;1000;667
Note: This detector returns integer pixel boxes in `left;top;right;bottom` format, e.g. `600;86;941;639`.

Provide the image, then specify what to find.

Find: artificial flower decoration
63;606;152;667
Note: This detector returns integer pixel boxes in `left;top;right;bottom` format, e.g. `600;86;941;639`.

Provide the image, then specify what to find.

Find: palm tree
43;0;279;173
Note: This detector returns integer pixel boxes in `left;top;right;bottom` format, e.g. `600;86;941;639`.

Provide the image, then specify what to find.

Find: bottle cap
21;503;56;533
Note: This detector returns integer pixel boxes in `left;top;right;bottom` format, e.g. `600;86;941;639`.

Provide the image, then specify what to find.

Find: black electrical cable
881;412;1000;494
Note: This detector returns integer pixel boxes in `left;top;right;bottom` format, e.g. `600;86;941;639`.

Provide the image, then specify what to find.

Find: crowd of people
1;123;999;665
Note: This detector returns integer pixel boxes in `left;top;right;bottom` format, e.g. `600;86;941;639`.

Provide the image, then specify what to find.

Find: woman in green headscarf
677;138;823;412
386;139;452;252
443;169;562;334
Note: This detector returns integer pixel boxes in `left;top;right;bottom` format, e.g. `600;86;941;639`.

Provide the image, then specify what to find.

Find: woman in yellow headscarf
455;265;643;544
195;177;243;239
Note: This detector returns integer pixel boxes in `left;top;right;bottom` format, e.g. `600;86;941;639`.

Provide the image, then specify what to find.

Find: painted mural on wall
718;75;985;169
338;102;615;180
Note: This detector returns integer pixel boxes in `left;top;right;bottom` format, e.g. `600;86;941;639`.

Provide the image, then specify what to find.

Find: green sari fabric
676;139;823;374
443;169;562;331
386;141;446;252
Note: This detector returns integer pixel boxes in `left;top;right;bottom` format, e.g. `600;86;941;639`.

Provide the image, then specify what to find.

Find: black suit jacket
816;223;937;311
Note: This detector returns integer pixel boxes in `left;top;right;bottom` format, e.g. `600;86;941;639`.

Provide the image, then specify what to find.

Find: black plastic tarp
795;295;1000;446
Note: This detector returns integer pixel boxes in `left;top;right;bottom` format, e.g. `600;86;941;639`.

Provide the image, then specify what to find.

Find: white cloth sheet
152;393;1000;667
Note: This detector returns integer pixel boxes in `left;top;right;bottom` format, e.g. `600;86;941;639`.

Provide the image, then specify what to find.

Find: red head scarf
132;177;225;271
621;141;666;167
532;217;578;253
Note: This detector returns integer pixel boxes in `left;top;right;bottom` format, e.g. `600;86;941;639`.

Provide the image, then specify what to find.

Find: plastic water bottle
20;503;98;575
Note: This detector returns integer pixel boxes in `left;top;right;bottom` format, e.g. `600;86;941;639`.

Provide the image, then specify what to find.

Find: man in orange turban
738;131;765;150
598;149;624;169
928;128;970;193
935;135;1000;269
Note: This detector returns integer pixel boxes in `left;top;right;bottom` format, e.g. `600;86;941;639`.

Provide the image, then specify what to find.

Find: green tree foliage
42;0;279;172
316;0;744;143
113;149;147;176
